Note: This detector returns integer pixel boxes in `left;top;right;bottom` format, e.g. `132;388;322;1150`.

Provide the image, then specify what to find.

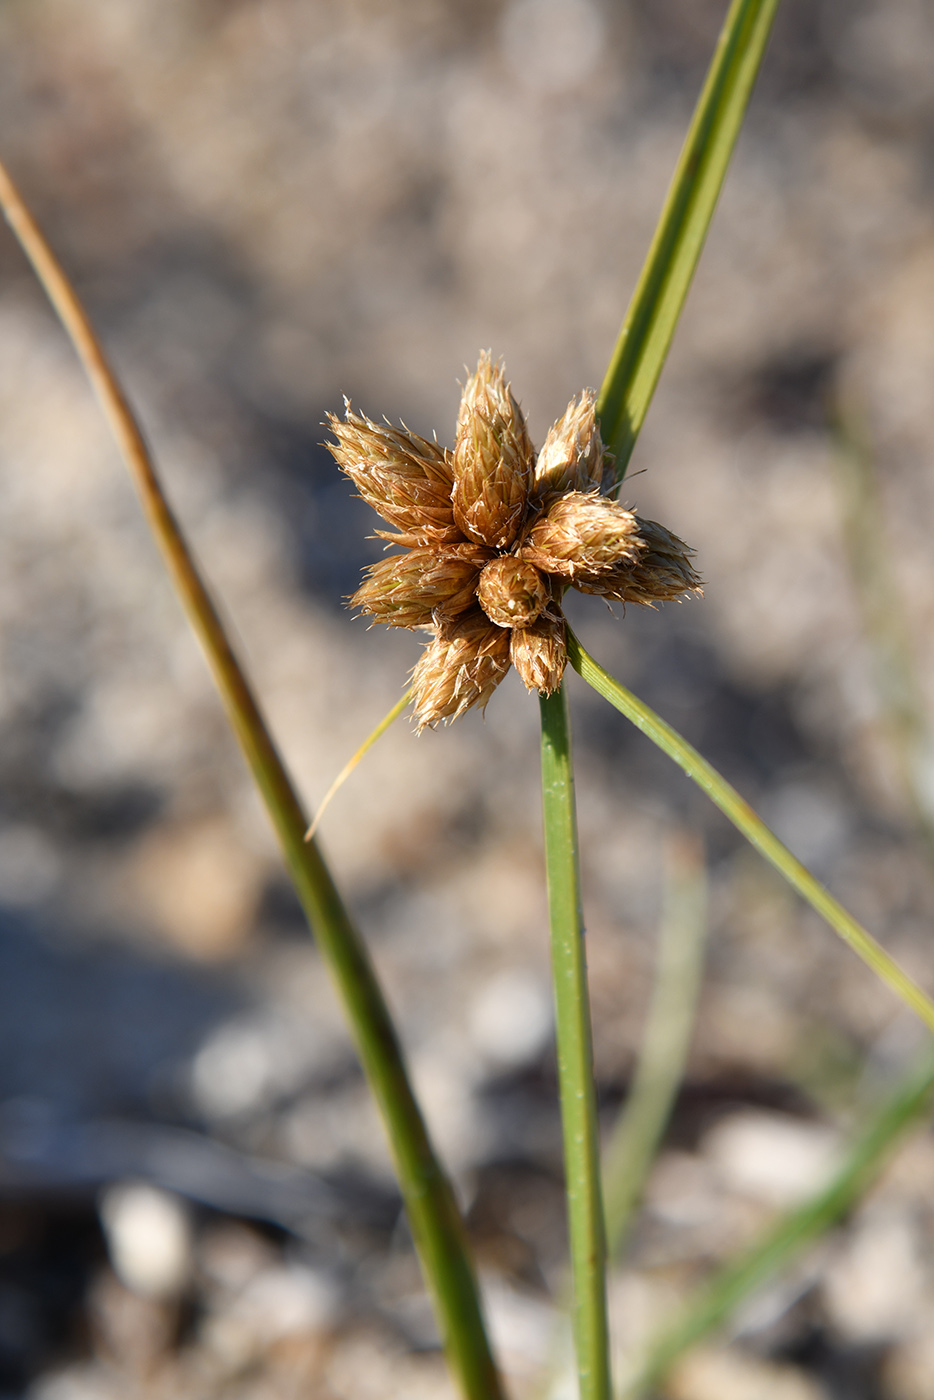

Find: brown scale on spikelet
453;352;533;550
510;613;568;695
410;609;513;726
522;492;645;578
574;518;699;605
476;555;549;629
533;389;616;497
326;354;702;729
328;405;460;546
352;545;490;629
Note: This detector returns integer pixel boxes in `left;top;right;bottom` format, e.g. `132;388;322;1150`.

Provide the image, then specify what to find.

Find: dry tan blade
305;688;413;841
0;159;506;1400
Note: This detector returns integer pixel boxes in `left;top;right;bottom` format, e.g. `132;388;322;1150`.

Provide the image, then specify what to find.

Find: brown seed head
332;356;702;727
352;546;488;628
476;555;549;629
411;608;512;729
510;613;567;694
327;406;460;545
534;389;615;497
453;352;534;550
523;491;644;578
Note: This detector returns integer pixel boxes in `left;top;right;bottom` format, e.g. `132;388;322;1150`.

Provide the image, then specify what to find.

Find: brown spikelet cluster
327;353;702;728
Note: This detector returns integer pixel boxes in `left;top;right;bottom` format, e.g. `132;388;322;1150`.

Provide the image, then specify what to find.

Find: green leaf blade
623;1051;934;1397
568;629;934;1037
597;0;780;479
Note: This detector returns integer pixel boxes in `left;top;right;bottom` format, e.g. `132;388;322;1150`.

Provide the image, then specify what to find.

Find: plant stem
568;628;934;1036
0;158;504;1400
622;1050;934;1397
597;0;780;482
539;685;611;1400
603;834;707;1258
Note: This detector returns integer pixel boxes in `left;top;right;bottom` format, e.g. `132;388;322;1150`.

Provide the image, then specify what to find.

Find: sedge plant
4;0;934;1397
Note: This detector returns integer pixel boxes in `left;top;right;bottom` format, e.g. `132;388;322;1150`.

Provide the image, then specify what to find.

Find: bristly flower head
327;353;701;729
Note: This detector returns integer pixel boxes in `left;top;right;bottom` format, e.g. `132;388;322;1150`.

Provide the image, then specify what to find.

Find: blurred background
1;0;934;1396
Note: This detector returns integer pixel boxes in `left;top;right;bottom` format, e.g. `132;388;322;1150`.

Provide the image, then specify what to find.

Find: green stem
597;0;780;481
539;685;611;1400
567;628;934;1036
623;1051;934;1397
0;159;504;1400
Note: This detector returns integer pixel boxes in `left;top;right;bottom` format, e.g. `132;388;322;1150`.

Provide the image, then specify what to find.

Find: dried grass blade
0;158;504;1400
306;688;412;840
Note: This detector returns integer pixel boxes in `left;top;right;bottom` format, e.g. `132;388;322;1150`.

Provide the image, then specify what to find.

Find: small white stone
190;1020;276;1118
702;1111;839;1207
411;1052;485;1167
645;1150;722;1228
482;1275;564;1367
763;783;849;866
98;1182;191;1300
467;969;552;1070
823;1206;930;1342
189;1013;323;1119
28;1364;121;1400
228;1264;338;1343
665;1346;826;1400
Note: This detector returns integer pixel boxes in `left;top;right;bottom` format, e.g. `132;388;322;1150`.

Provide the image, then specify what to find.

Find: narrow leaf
567;629;934;1036
623;1051;934;1397
306;687;412;840
597;0;780;479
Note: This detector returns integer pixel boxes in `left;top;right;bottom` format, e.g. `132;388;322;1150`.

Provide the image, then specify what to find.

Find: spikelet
411;608;513;728
327;407;460;545
452;352;534;550
533;389;615;497
575;517;702;605
522;491;644;578
476;554;549;629
510;613;567;694
352;546;488;627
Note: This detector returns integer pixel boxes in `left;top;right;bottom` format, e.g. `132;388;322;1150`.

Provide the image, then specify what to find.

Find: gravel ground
1;1;934;1396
